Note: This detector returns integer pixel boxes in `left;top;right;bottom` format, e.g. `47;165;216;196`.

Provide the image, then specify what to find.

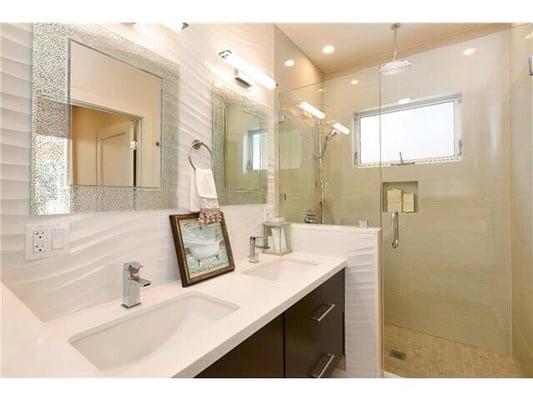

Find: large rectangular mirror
31;24;179;214
212;84;268;205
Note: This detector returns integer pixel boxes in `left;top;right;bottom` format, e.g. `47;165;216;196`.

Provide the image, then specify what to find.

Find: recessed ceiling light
526;32;533;39
463;47;476;56
398;98;411;105
350;79;359;85
284;59;295;67
322;45;335;54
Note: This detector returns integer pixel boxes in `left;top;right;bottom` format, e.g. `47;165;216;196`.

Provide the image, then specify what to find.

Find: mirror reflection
212;85;268;205
225;105;264;191
69;41;162;188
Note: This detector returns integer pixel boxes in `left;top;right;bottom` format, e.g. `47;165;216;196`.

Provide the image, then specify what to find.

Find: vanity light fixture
218;49;277;90
462;47;476;56
234;70;255;89
317;88;324;92
350;79;359;85
284;59;295;67
322;45;335;54
160;22;189;32
297;100;326;120
398;97;411;105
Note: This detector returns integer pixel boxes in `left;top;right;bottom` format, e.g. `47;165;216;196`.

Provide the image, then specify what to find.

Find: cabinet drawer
284;269;345;378
196;315;284;378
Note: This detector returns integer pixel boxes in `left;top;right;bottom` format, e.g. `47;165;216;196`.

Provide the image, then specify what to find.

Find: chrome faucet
122;261;151;308
249;236;270;263
390;151;415;166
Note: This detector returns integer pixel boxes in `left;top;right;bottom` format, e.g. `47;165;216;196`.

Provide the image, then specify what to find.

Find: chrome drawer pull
310;353;335;378
311;303;336;322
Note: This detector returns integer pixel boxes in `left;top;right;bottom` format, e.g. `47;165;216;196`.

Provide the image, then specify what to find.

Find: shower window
353;94;461;166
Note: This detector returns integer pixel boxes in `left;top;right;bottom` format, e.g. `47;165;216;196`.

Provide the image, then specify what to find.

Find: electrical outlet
33;229;49;254
25;222;70;261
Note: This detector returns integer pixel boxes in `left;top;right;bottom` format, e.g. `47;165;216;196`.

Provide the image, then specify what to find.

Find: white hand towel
195;168;218;199
189;171;201;212
189;168;222;225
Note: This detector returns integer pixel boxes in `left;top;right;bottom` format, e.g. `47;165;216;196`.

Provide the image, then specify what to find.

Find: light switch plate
25;222;70;261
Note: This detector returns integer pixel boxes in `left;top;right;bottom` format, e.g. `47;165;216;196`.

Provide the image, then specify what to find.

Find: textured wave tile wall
291;223;382;377
0;23;275;321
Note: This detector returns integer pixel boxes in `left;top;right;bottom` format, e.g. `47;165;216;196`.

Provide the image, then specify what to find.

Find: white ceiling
277;23;507;75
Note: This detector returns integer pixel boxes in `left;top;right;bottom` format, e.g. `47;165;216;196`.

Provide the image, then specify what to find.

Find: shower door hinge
353;151;358;164
277;111;286;123
457;140;463;157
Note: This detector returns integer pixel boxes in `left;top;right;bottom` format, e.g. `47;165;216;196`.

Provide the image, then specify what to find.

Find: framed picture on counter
169;212;235;287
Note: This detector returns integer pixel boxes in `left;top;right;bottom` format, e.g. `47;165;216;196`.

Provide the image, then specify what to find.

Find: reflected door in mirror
69;41;162;188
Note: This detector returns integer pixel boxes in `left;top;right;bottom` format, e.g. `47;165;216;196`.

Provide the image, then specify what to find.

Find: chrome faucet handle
250;236;270;249
124;261;143;275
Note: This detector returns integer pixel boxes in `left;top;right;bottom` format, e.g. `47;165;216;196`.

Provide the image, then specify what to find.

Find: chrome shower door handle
392;210;399;249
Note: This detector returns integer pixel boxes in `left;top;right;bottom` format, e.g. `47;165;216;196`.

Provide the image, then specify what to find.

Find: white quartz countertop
1;252;346;377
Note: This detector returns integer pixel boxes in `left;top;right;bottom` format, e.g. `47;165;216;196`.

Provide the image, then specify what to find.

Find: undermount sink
69;292;238;371
241;258;320;282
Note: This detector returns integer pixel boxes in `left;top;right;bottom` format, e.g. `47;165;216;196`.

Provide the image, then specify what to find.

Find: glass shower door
379;28;524;377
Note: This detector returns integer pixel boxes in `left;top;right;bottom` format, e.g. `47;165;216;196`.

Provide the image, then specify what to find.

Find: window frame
352;93;462;168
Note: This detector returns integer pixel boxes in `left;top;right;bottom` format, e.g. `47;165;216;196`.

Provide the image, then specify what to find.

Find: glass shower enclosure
278;24;532;377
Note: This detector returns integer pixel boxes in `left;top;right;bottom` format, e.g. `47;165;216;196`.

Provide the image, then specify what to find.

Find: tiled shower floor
384;324;525;378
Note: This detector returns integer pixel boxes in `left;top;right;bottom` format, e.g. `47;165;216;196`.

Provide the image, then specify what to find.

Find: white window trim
352;93;462;168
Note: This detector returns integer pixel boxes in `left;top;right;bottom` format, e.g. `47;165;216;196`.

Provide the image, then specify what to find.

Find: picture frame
169;212;235;287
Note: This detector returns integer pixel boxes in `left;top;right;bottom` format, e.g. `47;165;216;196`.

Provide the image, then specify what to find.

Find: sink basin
241;259;319;282
69;292;238;371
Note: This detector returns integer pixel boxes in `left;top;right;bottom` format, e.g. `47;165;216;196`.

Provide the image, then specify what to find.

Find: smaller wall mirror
212;84;268;205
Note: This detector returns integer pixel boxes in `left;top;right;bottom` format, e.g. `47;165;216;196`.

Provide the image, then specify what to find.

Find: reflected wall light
297;100;326;120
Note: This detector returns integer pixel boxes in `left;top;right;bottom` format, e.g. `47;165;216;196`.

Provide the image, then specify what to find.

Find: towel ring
188;140;214;171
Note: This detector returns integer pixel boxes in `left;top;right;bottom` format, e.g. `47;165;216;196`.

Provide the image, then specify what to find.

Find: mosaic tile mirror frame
31;23;179;214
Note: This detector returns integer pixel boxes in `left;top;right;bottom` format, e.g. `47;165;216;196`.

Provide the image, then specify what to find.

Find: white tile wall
0;23;275;321
291;223;382;377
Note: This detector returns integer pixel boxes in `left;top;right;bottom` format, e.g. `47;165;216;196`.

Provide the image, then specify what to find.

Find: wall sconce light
218;49;277;90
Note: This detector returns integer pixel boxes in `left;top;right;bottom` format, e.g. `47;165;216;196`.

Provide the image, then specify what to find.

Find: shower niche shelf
382;181;418;213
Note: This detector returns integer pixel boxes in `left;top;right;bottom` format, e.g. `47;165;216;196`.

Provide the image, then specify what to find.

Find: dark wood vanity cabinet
196;269;345;378
197;315;285;378
284;268;345;378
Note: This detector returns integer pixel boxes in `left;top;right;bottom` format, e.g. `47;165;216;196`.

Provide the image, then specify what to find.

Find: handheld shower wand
318;122;351;224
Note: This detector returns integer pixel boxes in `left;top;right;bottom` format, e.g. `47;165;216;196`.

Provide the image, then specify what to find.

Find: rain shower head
379;23;412;76
379;58;412;76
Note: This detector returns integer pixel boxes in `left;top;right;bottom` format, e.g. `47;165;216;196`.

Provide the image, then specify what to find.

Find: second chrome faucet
248;236;270;263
